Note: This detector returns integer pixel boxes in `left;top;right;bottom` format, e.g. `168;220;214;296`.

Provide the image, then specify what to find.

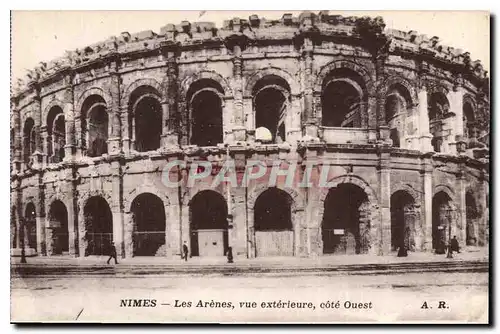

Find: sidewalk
11;247;489;268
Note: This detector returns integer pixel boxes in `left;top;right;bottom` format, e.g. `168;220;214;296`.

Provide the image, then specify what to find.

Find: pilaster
110;160;124;257
378;146;391;255
161;48;180;148
421;156;434;251
108;64;122;155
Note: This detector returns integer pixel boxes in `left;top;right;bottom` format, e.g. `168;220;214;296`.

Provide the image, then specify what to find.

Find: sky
11;10;490;83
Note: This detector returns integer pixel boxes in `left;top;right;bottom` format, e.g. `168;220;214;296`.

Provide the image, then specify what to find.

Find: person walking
450;236;460;254
182;241;189;261
107;242;119;265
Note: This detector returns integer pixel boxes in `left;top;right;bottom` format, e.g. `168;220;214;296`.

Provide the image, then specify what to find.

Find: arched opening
463;102;476;143
83;196;113;256
428;92;449;153
390;191;416;252
254;188;294;256
24;202;37;250
188;79;224;147
253;75;290;143
385;85;412;148
466;191;479;246
130;87;162;152
47;106;66;163
23;118;35;164
48;200;69;255
321;184;370;254
81;95;109;157
11;206;17;249
189;190;228;257
432;191;454;254
321;69;366;128
131;193;166;256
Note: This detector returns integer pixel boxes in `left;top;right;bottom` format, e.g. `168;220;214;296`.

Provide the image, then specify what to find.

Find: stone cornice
12;11;488;100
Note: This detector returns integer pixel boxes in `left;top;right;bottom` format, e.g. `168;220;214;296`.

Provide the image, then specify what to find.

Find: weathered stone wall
10;12;489;259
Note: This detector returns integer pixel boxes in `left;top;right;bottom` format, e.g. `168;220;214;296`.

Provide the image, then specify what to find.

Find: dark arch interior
23;118;35;163
429;93;449;120
131;193;166;256
189;190;228;256
254;188;292;231
134;96;162;152
432;191;452;253
429;93;449;152
466;192;478;246
255;87;287;143
84;196;113;256
322;184;369;254
385;94;400;123
463;102;475;140
322;80;362;127
88;104;109;157
47;106;66;163
24;202;37;249
81;95;108;157
390;191;415;251
49;200;69;254
190;90;223;146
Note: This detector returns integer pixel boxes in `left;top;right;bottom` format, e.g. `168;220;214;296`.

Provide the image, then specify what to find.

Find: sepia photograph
9;10;490;323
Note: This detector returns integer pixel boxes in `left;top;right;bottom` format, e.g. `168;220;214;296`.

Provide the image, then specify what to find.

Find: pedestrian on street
182;241;189;261
397;244;408;257
451;236;460;254
107;242;119;265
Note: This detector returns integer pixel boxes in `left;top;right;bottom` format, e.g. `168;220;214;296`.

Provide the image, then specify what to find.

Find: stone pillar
66;169;78;256
369;94;380;142
288;96;302;145
123;212;134;258
161;50;179;148
64;99;76;161
14;203;20;249
447;87;464;154
15;184;23;251
246;202;256;259
120;107;130;156
32;95;44;167
12;105;22;173
166;201;180;258
404;207;417;251
74;113;83;159
418;86;433;152
456;170;467;247
378;149;391;255
35;208;44;255
78;203;87;257
301;38;317;138
231;150;247;257
41;127;49;166
110;160;124;257
359;201;371;254
421;158;433;251
482;177;489;248
243;97;254;142
108;68;122;155
231;43;246;141
179;169;190;257
44;215;53;256
302;151;322;257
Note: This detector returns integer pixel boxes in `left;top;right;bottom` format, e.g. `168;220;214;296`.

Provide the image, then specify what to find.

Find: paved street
11;253;489;323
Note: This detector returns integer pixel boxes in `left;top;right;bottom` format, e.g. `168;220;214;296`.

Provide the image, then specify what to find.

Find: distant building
10;12;489;259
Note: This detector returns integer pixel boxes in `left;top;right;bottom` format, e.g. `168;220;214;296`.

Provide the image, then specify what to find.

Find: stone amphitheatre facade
10;12;489;260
